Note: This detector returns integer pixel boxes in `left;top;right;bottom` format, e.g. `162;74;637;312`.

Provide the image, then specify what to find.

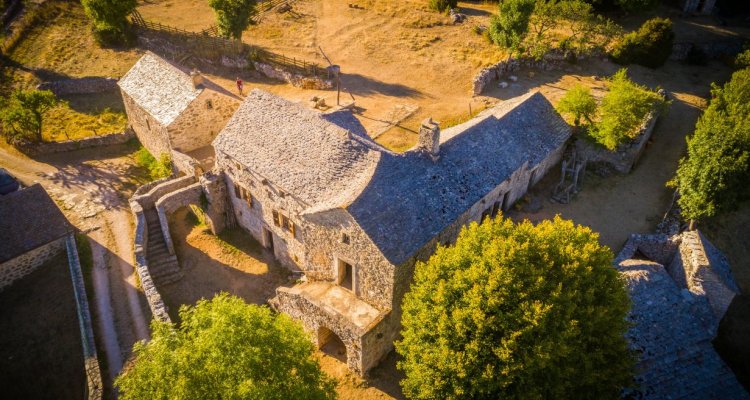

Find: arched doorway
318;326;347;363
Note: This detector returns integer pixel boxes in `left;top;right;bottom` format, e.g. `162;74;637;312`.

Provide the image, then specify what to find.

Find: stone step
147;243;169;256
149;254;177;267
154;271;184;286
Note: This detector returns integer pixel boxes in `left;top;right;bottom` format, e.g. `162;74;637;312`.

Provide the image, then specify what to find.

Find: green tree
489;0;535;57
0;89;59;144
672;68;750;222
116;294;337;400
557;84;597;126
610;17;674;69
428;0;457;13
590;69;666;150
81;0;137;45
615;0;659;13
396;216;634;400
208;0;258;40
735;49;750;68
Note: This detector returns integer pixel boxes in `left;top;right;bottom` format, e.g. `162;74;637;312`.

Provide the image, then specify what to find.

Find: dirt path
0;143;151;388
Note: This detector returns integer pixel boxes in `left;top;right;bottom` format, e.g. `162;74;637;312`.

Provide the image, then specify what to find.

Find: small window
145;118;151;130
279;190;286;198
292;254;299;263
341;233;350;244
234;183;241;199
206;99;213;109
287;219;296;236
338;259;354;292
272;210;281;227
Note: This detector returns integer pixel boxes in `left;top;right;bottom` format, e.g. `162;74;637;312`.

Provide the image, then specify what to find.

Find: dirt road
0;143;151;389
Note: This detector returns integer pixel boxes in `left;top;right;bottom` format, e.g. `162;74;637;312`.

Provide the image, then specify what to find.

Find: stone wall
253;62;334;90
37;77;118;96
576;111;659;175
121;91;172;159
155;182;203;254
670;39;745;61
16;130;135;156
131;175;196;210
170;149;200;177
64;235;103;400
472;51;574;96
0;237;65;291
168;89;240;153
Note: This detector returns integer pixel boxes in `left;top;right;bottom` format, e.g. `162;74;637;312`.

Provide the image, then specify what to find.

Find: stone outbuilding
615;232;748;399
212;89;571;374
0;184;74;290
118;51;240;173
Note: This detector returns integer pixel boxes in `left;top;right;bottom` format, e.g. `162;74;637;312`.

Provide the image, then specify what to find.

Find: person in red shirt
236;77;244;95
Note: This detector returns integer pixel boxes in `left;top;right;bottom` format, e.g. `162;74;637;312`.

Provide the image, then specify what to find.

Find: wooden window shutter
272;210;280;227
288;220;296;236
247;192;253;208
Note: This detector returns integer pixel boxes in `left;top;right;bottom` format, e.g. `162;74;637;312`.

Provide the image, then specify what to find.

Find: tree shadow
342;72;424;98
59;91;126;114
459;6;491;17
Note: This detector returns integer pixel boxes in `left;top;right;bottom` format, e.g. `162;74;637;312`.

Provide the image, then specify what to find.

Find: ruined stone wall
472;51;574;96
37;77;118;96
121;91;171;158
576;111;659;175
253;62;334;90
17;130;135;156
168;89;239;153
0;238;65;291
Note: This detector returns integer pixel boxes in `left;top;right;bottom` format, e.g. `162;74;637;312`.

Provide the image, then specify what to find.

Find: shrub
488;0;535;56
556;84;597;126
116;294;337;399
81;0;137;46
134;146;172;180
208;0;258;39
735;49;750;68
590;69;666;150
672;68;750;222
397;216;634;399
610;17;674;68
428;0;457;12
0;89;60;144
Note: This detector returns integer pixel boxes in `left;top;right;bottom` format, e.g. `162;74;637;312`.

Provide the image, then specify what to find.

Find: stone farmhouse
210;89;571;374
0;184;74;290
118;52;241;173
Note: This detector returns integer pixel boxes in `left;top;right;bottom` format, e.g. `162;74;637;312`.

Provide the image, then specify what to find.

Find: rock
277;3;291;12
315;98;327;109
221;55;249;69
528;71;535;78
449;8;466;23
498;81;509;88
509;75;518;82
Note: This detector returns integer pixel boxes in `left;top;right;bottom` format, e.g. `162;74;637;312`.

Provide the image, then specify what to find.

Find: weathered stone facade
213;89;570;375
0;237;65;291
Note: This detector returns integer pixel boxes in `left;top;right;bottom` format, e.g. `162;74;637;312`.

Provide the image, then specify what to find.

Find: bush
488;0;535;56
672;68;750;222
590;69;666;150
81;0;137;46
397;216;634;399
610;17;674;68
116;294;337;399
134;146;172;180
556;84;597;126
0;89;60;144
428;0;457;12
208;0;258;39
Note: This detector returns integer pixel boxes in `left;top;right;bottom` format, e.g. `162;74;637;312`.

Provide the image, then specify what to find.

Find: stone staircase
144;209;183;286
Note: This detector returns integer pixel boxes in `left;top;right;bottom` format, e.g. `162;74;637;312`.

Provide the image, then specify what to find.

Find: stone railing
129;175;196;322
154;183;203;255
36;77;119;96
65;235;103;400
576;110;660;175
17;130;135;156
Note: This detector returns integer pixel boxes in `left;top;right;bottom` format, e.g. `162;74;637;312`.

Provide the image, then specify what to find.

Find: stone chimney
190;69;204;89
417;117;440;161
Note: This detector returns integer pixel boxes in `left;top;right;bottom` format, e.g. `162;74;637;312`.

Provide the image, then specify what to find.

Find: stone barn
212;89;571;375
118;52;241;173
0;184;74;291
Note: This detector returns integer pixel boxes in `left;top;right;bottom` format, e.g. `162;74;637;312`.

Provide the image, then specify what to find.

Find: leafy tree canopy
208;0;258;39
428;0;457;13
672;67;750;221
396;216;634;400
489;0;536;57
116;293;337;400
81;0;137;44
610;17;674;68
0;89;60;144
556;83;597;126
590;68;666;150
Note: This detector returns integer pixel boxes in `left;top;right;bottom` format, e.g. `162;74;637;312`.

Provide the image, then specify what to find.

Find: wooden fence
130;9;326;78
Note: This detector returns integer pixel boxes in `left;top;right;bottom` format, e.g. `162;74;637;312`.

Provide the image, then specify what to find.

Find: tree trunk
688;219;696;231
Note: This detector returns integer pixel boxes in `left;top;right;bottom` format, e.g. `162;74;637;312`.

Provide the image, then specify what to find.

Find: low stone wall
131;175;196;210
576;111;659;175
670;39;745;62
17;130;135;156
36;77;119;96
64;235;103;400
130;203;171;323
0;237;65;291
472;51;575;96
155;183;203;255
253;61;334;90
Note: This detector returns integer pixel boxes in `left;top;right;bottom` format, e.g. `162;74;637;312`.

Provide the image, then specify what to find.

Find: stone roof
213;89;383;206
0;184;73;263
346;92;570;264
617;259;749;400
118;52;203;126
